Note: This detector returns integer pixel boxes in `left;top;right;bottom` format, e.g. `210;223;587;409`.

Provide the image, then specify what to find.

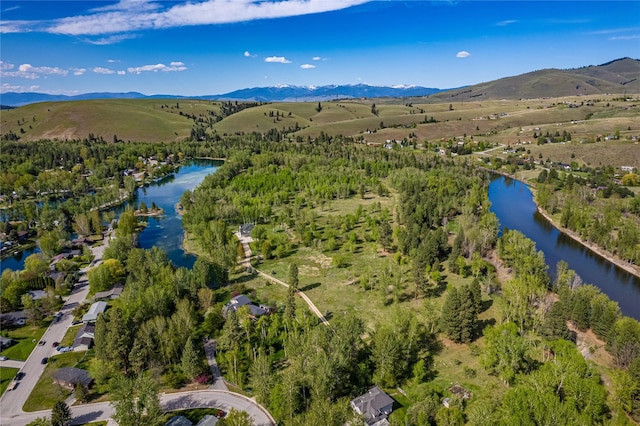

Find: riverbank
486;167;640;280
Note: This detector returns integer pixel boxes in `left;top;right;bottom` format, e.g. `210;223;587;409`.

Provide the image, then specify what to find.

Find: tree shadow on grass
480;298;493;313
300;282;321;292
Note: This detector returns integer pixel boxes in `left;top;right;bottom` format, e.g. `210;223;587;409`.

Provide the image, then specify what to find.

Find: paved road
0;233;110;423
0;389;275;426
203;339;227;391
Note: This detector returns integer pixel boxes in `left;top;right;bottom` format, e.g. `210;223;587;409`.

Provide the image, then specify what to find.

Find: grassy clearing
0;323;50;361
23;351;88;411
0;366;20;395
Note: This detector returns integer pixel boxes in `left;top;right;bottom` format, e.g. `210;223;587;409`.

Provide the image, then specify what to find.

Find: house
195;415;218;426
350;386;394;426
82;301;107;323
165;416;193;426
239;223;254;238
223;294;268;318
52;367;93;390
73;323;95;351
94;283;123;301
28;290;47;300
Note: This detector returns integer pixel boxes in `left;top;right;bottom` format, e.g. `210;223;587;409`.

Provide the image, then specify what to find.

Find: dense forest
2;135;640;425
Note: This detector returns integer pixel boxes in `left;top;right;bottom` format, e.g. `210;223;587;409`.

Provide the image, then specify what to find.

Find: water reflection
1;161;220;273
489;175;640;320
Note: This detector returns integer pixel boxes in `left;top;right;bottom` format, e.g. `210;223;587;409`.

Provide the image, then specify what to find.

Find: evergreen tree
181;336;201;381
285;264;298;321
51;400;71;426
541;302;572;341
441;284;478;343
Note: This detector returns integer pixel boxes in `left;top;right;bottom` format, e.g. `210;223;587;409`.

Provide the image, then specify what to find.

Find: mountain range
0;58;638;107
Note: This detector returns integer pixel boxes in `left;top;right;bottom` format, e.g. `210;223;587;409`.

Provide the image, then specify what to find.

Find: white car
0;356;7;361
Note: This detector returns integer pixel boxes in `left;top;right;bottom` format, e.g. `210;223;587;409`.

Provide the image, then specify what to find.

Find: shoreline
486;167;640;280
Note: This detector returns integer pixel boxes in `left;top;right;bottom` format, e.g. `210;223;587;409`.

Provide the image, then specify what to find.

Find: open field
2;95;637;170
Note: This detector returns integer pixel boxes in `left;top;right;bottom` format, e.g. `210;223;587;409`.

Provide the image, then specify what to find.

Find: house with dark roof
94;283;123;301
165;415;193;426
73;323;95;351
222;294;269;318
52;367;93;390
350;386;394;426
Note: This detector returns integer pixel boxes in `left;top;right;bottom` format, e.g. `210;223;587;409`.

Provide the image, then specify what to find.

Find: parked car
52;341;59;347
216;411;226;419
58;346;73;353
41;357;48;364
38;340;46;346
15;371;25;380
7;380;18;391
0;355;7;361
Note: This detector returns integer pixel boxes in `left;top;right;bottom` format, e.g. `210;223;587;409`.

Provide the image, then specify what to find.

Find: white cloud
1;63;69;79
93;67;116;74
244;50;258;58
1;83;40;93
5;0;368;37
0;61;15;70
107;59;120;63
300;64;315;69
609;34;640;40
127;61;187;74
312;56;321;61
456;51;471;58
72;68;87;76
496;20;517;26
84;34;137;45
117;70;126;75
265;56;291;64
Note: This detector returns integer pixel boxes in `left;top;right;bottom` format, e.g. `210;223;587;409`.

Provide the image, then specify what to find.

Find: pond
488;175;640;320
1;160;220;273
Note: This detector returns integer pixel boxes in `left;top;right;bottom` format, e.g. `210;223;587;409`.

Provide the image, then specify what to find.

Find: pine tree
285;264;298;321
181;336;201;381
51;400;71;426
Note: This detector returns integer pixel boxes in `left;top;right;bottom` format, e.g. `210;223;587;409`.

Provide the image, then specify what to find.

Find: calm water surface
1;161;219;273
488;175;640;320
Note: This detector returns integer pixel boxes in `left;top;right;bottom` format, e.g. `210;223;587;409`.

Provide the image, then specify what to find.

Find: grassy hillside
428;57;640;102
0;98;221;142
1;94;639;169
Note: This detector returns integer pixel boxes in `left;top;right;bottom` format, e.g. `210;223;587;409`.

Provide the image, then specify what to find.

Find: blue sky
1;0;639;96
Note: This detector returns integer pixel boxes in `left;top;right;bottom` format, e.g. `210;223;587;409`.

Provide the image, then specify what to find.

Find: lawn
0;323;50;361
23;351;88;412
0;366;19;395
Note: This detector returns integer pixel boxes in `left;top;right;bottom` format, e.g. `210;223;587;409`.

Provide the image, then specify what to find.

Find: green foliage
481;322;530;385
441;284;478;343
372;308;427;386
51;400;71;426
218;408;255;426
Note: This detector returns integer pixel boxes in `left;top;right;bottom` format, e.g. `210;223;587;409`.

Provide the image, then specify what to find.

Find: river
488;175;640;320
0;160;220;273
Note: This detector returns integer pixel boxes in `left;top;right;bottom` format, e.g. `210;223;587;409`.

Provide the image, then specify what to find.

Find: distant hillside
0;84;442;107
208;84;443;102
429;57;640;102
